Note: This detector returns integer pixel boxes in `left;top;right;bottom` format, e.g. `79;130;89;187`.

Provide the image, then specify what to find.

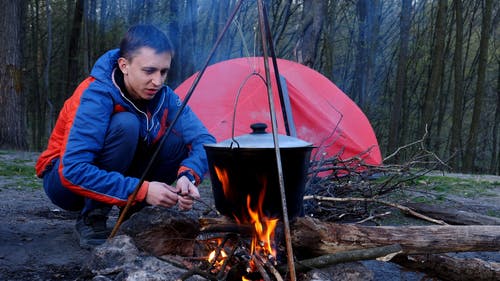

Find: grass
370;173;500;223
413;175;499;199
0;152;42;190
0;159;36;177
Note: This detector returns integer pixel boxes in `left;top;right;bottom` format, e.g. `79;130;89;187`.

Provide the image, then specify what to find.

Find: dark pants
43;112;188;215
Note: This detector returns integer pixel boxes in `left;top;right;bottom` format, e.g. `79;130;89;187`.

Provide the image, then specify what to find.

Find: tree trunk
493;60;500;174
291;217;500;258
297;0;325;68
64;0;84;108
178;0;197;82
167;0;182;87
449;0;465;170
29;0;44;150
269;0;292;50
0;0;28;150
353;0;381;109
463;0;493;172
420;0;447;140
387;0;411;158
42;0;53;145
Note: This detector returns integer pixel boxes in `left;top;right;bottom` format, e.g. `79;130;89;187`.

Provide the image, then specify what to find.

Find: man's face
118;47;172;101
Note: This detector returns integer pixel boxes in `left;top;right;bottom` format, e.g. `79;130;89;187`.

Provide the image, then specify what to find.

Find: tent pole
261;3;295;137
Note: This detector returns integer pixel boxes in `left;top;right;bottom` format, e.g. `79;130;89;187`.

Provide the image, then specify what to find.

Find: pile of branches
304;134;450;223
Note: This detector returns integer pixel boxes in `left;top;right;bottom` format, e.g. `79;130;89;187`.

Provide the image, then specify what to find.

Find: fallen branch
393;254;500;281
405;202;500;225
355;211;392;224
286;244;403;272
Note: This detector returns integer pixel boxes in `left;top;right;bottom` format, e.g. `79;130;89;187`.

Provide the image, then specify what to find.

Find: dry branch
288;244;402;272
303;195;448;225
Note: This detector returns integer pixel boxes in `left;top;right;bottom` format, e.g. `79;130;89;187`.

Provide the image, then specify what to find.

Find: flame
246;186;278;258
214;166;231;199
214;166;279;280
208;248;228;267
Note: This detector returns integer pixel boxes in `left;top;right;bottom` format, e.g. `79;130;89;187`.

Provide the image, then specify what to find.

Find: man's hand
145;181;180;208
176;176;201;211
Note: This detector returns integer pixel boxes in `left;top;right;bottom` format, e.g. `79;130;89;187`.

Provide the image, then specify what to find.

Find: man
35;25;216;248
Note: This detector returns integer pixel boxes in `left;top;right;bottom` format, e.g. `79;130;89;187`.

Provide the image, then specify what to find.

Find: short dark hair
119;25;174;60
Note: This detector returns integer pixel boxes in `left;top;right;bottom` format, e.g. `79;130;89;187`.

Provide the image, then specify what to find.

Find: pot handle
230;71;268;148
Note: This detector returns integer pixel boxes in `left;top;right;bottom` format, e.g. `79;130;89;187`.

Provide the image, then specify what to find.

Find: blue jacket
36;49;216;205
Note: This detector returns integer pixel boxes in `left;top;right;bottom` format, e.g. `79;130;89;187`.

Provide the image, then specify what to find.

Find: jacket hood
90;49;120;87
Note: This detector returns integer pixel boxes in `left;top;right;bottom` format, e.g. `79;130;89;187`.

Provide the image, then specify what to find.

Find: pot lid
205;123;313;149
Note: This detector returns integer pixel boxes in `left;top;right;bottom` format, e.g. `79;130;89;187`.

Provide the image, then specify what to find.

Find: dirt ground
0;151;91;280
0;151;499;281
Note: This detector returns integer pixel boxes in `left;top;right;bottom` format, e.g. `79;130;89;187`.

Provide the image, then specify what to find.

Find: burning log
291;216;500;258
111;206;500;280
199;216;500;259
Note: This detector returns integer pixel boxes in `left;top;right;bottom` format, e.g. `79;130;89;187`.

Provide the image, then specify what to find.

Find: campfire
199;166;282;281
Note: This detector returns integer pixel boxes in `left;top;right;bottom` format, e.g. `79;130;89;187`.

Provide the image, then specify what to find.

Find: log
116;207;500;263
406;202;500;225
284;244;403;272
392;254;500;281
291;216;500;258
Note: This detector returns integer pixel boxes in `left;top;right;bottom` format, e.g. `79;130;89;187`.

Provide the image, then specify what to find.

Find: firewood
286;244;403;272
392;254;500;281
405;202;500;225
114;206;500;279
303;195;448;225
291;216;500;258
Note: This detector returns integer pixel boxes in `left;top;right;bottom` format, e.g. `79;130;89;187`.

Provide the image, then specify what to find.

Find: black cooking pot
204;123;313;221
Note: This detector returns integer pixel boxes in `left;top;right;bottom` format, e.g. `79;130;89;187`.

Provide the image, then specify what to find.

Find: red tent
175;57;382;166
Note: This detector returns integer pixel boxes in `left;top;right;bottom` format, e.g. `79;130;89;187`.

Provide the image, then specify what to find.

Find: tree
0;0;28;150
449;0;465;170
64;0;84;108
463;0;493;172
353;0;381;109
387;0;412;157
491;59;500;174
297;0;325;68
420;0;447;142
11;1;500;174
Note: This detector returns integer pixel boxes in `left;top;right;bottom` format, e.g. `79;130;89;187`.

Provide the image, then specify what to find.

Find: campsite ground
0;150;499;281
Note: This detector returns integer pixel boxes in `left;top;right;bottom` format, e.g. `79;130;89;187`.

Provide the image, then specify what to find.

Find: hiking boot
74;208;111;249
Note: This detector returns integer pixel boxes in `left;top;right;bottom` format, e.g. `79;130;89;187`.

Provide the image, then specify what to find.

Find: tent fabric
175;57;382;166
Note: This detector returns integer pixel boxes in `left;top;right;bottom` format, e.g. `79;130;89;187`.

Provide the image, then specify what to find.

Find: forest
0;0;498;175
